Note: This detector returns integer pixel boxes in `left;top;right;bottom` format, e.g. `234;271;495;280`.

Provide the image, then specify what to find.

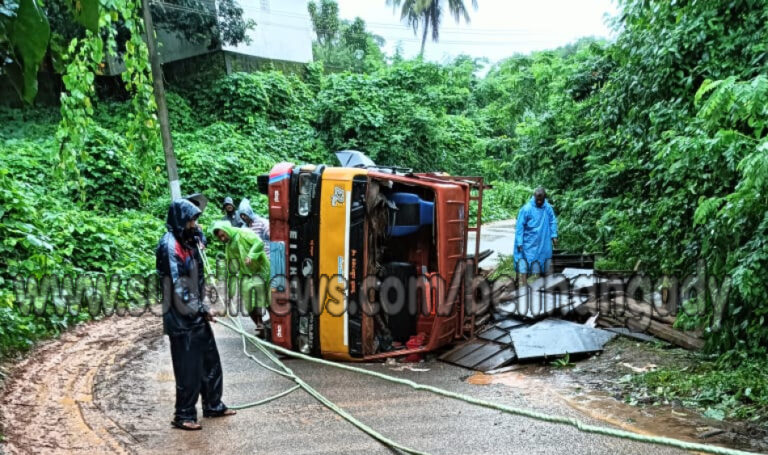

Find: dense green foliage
1;0;254;104
476;0;768;355
2;0;768;424
0;108;161;355
150;0;255;50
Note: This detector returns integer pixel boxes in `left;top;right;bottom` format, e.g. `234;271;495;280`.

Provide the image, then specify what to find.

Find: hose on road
224;316;428;455
217;317;757;455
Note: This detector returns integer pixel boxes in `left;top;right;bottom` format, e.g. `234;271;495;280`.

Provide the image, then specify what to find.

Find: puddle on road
563;391;704;439
467;371;537;389
466;369;762;453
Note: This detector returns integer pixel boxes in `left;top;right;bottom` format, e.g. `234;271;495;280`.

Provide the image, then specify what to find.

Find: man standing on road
156;199;236;431
514;187;558;285
221;196;243;228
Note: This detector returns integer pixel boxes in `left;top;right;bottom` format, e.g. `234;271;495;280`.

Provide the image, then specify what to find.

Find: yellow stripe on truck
318;168;367;360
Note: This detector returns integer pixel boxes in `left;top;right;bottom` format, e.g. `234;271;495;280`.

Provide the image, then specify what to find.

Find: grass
489;254;517;279
630;352;768;423
550;353;575;368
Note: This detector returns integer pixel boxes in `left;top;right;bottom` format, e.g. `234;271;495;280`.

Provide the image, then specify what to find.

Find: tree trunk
419;15;430;57
141;0;181;201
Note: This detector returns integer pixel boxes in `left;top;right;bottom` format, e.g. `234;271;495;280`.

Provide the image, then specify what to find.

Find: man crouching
156;199;236;431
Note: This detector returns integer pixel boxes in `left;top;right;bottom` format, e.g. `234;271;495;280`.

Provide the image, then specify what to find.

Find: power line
255;7;550;36
148;3;557;47
150;3;556;40
151;1;216;17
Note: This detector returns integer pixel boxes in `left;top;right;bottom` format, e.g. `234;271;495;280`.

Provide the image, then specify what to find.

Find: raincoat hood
222;196;234;208
166;199;201;239
238;198;256;223
211;219;239;239
530;196;550;209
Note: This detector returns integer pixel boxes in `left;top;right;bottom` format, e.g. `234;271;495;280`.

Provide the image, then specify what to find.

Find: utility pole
141;0;181;201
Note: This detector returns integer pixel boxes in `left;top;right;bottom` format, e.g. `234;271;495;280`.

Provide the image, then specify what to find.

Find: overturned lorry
257;152;488;361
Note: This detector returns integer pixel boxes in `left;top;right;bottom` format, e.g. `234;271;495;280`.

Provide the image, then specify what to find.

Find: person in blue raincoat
514;187;558;284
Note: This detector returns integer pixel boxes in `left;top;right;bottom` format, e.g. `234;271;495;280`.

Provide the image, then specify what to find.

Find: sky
332;0;619;66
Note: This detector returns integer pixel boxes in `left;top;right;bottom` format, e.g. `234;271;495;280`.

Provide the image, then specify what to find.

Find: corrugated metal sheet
508;319;616;360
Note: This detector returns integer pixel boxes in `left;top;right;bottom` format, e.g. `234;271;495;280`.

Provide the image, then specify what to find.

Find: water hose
216;317;758;455
225;316;427;455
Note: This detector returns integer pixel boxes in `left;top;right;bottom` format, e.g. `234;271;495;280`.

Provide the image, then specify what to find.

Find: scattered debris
599;315;703;350
443;262;705;371
508;319;616;360
483;364;523;375
603;327;658;343
440;318;615;371
439;338;517;372
698;428;727;439
620;362;658;373
388;364;431;372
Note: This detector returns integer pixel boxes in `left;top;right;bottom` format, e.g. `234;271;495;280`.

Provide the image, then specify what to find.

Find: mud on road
0;315;162;454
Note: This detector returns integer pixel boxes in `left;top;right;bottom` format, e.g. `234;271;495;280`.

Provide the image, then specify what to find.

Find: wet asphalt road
100;318;687;455
468;219;517;268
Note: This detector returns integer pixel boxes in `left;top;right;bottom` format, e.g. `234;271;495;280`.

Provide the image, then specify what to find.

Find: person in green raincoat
211;220;270;332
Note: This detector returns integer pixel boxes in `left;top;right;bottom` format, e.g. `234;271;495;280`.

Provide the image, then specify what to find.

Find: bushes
174;122;281;202
481;181;532;223
469;0;768;354
0;109;164;357
192;71;315;126
74;126;145;210
314;63;485;172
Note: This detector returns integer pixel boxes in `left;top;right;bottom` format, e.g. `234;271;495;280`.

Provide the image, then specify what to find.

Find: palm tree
387;0;478;57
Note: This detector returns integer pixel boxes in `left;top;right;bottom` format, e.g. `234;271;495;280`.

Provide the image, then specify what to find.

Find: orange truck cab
258;154;486;361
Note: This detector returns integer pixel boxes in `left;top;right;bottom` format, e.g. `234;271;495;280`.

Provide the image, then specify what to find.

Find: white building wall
223;0;314;63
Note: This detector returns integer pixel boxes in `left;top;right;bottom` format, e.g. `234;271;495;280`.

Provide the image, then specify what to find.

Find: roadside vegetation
1;0;767;426
630;353;768;423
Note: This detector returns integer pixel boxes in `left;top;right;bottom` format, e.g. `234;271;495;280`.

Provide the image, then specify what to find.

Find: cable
151;1;217;17
255;7;557;36
216;317;760;455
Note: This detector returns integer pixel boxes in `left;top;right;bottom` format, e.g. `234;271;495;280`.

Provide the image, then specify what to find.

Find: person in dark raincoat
237;198;270;255
514;187;558;285
221;196;243;228
156;199;235;431
184;193;208;248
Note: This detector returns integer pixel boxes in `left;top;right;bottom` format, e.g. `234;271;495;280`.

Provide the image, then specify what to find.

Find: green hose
216;317;758;455
226;316;428;455
228;385;300;410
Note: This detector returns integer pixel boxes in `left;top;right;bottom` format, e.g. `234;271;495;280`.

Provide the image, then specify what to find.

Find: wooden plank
598;315;703;350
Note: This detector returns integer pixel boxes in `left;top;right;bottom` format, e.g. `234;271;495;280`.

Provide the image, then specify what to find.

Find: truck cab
259;157;486;361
